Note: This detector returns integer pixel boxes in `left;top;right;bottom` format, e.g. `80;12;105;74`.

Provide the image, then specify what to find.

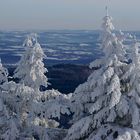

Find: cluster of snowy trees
1;8;140;140
65;10;140;140
0;34;71;140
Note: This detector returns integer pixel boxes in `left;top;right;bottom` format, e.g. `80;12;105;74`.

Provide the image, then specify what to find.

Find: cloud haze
0;0;139;30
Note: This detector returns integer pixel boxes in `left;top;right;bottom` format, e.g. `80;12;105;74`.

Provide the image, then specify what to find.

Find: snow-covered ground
0;30;140;66
0;30;102;65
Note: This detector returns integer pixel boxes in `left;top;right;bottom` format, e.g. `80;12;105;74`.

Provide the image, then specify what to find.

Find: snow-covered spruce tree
0;98;19;140
69;7;127;123
64;8;140;140
0;59;8;84
1;118;19;140
0;81;44;139
0;79;19;140
1;74;71;140
29;89;71;139
0;60;19;140
30;89;71;124
1;81;34;127
121;38;140;128
14;34;48;91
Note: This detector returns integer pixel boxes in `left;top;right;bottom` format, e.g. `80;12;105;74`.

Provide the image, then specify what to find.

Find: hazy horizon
0;0;140;30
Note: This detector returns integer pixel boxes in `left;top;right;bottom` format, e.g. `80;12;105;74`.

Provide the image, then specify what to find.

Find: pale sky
0;0;139;30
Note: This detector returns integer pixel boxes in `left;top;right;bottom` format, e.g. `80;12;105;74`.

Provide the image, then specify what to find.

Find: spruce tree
0;59;8;85
64;7;138;140
14;34;48;91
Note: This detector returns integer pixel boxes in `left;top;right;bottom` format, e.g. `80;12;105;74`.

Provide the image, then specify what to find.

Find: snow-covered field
0;30;140;66
0;30;102;65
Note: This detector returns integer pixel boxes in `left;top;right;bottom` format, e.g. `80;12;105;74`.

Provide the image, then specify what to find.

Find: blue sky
0;0;139;30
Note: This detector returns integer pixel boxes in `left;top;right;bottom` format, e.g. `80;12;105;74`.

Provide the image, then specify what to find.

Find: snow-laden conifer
1;75;71;139
14;34;48;91
0;98;19;140
0;59;8;84
65;7;132;140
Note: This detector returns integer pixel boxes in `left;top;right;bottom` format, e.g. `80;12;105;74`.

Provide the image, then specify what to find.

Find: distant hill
7;64;93;94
